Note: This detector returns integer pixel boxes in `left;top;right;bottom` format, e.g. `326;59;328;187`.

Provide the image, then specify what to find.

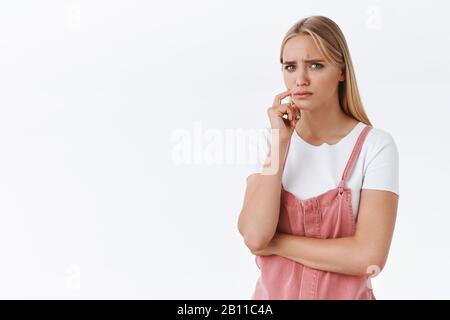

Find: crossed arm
251;189;399;277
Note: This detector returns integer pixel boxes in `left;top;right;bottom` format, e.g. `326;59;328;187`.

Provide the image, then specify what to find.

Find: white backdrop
0;0;449;299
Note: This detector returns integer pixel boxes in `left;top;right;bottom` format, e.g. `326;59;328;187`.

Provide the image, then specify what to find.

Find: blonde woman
237;15;399;300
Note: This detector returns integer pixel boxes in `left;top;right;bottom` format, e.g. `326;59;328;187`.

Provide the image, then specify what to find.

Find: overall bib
252;124;376;300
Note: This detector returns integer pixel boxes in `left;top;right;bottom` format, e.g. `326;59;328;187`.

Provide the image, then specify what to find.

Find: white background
0;0;449;299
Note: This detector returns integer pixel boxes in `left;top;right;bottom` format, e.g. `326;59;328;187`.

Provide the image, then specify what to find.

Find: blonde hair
281;15;372;126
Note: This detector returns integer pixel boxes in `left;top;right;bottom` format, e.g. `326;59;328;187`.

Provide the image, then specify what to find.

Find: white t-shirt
247;121;399;219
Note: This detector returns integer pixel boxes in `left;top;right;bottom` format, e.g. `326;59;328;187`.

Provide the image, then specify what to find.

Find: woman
237;15;399;300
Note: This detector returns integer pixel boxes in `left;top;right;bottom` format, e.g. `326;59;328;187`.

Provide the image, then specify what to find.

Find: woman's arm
237;134;290;251
251;189;399;277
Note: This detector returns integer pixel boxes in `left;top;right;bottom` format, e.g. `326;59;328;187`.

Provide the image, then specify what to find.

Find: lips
294;91;312;96
294;92;312;98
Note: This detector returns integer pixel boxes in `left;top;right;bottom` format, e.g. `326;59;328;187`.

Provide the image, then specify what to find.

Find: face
282;34;344;111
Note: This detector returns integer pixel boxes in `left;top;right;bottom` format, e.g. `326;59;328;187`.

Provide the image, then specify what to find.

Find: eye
283;63;323;71
284;64;295;71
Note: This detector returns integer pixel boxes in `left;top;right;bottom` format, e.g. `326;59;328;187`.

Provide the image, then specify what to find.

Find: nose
295;67;310;86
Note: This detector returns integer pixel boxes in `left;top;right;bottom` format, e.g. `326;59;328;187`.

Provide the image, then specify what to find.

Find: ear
339;70;345;82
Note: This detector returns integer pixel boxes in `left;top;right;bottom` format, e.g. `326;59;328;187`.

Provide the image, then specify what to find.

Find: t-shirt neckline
293;121;363;148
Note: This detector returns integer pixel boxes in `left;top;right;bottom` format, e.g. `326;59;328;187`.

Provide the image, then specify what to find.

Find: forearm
274;233;378;277
238;135;290;250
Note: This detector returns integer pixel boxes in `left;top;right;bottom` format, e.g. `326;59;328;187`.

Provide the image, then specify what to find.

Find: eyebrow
282;59;325;65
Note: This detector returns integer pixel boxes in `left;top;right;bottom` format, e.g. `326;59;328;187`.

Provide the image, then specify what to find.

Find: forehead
282;35;324;61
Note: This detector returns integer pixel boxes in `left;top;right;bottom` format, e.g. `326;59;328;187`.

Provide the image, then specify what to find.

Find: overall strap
338;125;373;193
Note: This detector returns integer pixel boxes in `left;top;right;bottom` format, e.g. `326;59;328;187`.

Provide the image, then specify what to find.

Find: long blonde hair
282;15;372;126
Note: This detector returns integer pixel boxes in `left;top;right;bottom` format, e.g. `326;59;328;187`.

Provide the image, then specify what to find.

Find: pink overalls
252;124;376;300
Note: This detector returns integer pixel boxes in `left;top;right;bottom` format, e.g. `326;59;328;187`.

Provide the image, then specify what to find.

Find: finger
290;113;297;128
279;110;291;123
286;104;295;121
272;89;292;107
279;103;293;121
291;104;301;119
279;102;299;122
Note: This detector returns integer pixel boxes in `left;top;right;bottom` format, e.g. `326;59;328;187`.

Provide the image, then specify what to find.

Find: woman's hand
267;90;301;142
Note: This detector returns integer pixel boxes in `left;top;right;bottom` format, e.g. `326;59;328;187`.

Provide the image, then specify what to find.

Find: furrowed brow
282;59;325;64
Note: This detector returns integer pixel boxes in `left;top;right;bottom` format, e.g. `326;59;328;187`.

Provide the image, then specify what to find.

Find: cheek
313;74;339;93
312;72;334;85
282;72;294;85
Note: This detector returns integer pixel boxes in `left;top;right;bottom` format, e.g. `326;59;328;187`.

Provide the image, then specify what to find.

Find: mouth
294;92;313;99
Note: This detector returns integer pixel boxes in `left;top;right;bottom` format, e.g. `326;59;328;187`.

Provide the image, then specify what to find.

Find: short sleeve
246;127;271;180
362;131;399;197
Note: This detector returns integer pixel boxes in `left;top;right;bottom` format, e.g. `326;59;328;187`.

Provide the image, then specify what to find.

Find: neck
297;100;354;139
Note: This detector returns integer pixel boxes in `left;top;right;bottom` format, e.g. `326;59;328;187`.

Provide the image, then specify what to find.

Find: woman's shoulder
361;123;399;163
364;123;397;149
359;123;400;196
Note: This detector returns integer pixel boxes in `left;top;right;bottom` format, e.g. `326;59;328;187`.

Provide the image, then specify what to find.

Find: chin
293;102;311;109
